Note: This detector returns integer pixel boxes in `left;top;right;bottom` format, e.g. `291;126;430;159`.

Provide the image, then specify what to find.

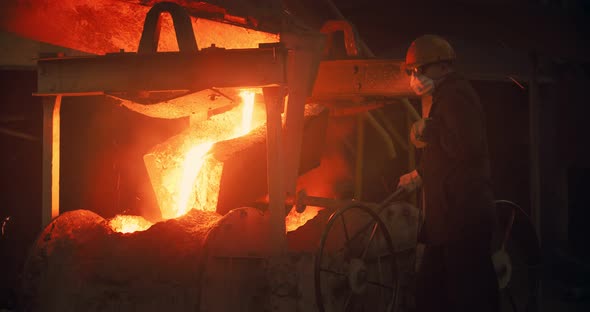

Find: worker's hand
397;170;422;193
410;119;428;148
411;118;438;149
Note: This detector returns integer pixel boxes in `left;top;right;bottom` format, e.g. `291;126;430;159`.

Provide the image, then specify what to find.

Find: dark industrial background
1;0;590;310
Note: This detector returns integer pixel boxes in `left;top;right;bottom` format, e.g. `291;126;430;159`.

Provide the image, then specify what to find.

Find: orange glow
239;90;255;136
145;89;266;219
176;142;215;218
2;0;279;55
51;96;61;221
285;138;354;232
285;206;324;232
108;215;154;233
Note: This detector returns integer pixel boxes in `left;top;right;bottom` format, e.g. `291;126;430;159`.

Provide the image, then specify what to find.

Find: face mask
410;74;434;96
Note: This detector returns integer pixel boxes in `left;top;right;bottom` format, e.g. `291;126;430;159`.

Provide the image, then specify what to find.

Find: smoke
296;114;356;200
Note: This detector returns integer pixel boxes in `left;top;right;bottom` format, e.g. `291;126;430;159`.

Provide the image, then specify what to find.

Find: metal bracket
138;1;198;53
319;20;360;58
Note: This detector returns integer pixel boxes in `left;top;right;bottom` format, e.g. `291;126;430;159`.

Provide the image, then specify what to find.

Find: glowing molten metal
108;215;153;233
115;91;323;234
143;90;264;222
176;142;215;218
239;90;255;136
285;206;323;232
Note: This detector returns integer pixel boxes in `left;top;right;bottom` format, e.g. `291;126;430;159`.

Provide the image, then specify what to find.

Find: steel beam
37;50;415;101
36;46;287;96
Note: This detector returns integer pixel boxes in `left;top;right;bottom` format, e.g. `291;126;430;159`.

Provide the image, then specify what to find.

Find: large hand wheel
315;204;399;312
493;200;542;312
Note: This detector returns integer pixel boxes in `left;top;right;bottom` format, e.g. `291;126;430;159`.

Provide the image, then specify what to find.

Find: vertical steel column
529;52;541;242
41;95;61;229
282;48;308;199
528;51;543;311
354;114;364;200
263;87;286;254
280;32;324;200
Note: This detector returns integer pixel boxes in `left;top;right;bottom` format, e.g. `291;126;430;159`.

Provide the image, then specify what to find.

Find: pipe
294;189;377;212
373;109;409;151
400;98;421;122
364;112;397;159
0;127;38;141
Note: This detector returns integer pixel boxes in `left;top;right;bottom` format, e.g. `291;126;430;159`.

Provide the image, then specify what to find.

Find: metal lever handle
293;187;407;213
138;2;198;54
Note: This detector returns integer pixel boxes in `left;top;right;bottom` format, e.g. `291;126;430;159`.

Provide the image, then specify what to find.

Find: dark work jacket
417;72;496;244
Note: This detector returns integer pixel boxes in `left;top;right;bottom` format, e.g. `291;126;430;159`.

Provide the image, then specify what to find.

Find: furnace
23;1;423;311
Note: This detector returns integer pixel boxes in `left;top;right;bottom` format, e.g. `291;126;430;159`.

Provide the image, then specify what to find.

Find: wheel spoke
378;252;384;310
343;292;353;312
361;222;379;260
320;267;346;277
364;253;393;262
316;204;399;312
336;216;380;255
511;264;541;272
366;279;394;290
340;214;352;252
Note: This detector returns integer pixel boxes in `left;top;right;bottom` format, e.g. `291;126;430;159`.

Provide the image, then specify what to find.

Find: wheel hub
348;258;368;294
492;249;512;289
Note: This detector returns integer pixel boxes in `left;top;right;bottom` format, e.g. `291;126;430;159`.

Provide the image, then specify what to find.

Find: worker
398;34;500;312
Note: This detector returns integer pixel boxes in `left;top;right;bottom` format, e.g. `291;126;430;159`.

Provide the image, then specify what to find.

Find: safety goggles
404;65;426;77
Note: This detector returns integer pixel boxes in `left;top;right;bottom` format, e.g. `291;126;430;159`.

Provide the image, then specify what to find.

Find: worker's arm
397;169;422;192
434;89;487;162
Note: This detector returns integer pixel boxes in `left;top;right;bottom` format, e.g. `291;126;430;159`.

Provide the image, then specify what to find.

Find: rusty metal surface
204;207;273;257
137;0;284;27
320;20;360;57
36;45;287;95
311;59;415;100
22;209;222;312
0;0;282;55
110;88;237;119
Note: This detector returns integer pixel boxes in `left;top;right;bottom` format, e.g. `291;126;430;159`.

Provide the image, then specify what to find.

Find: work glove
410;118;438;149
397;170;422;193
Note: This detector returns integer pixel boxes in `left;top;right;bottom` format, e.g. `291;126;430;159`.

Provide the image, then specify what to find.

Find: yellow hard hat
404;34;456;72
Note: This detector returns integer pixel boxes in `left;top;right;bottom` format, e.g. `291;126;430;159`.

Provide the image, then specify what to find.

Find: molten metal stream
239;90;255;137
173;90;255;218
111;90;319;234
176;142;215;218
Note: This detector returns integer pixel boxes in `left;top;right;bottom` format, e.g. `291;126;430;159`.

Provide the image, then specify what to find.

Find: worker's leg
415;244;451;312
